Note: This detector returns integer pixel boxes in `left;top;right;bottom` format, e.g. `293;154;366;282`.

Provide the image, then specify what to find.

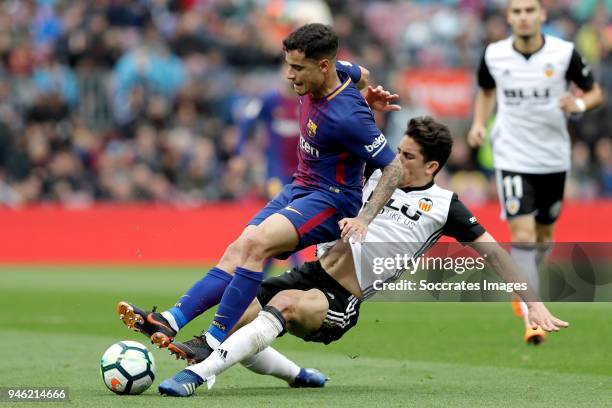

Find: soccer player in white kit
467;0;603;344
157;117;568;397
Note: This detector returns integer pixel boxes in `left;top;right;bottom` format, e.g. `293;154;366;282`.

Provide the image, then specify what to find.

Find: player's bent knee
295;289;328;320
266;290;305;323
224;239;242;259
239;230;270;264
268;289;328;334
217;226;257;272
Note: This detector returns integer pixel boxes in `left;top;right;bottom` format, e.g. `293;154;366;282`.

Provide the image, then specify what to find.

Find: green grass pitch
0;266;610;407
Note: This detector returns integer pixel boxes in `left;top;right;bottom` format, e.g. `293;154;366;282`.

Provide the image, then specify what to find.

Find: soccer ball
100;340;156;395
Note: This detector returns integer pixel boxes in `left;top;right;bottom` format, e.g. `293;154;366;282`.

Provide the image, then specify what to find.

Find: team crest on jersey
307;119;317;136
505;197;520;216
418;198;433;212
544;63;554;78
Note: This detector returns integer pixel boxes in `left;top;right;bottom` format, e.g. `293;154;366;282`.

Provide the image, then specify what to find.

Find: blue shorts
248;184;361;259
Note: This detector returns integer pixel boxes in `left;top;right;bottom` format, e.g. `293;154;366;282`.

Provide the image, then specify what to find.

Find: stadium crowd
0;0;609;206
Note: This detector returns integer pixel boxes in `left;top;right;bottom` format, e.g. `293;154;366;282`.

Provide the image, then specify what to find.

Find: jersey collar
400;181;434;193
512;34;546;60
325;77;351;101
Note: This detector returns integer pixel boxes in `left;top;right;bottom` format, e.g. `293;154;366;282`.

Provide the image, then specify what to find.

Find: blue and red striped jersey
293;61;395;194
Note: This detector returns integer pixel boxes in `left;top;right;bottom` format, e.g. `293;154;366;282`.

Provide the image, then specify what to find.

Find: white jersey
480;35;595;174
317;170;485;300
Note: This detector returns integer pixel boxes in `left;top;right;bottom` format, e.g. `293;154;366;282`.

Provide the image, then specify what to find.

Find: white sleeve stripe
371;139;388;157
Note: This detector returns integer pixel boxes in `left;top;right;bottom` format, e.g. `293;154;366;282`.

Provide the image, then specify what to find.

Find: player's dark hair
282;23;338;61
405;116;453;176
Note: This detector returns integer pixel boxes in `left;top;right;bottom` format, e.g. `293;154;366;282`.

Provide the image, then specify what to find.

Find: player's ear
319;58;331;73
425;161;439;176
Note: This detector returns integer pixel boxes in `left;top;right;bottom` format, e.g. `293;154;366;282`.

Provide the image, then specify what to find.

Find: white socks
241;347;300;382
187;309;285;383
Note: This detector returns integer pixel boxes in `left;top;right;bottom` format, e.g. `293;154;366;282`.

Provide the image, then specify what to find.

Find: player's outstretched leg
160;289;329;396
159;362;326;397
205;214;298;346
117;301;177;348
168;336;327;388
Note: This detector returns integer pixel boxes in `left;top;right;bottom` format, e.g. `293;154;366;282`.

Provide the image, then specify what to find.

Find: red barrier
402;68;475;118
0;200;610;264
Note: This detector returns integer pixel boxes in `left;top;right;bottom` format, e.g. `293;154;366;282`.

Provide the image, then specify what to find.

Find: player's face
507;0;546;38
280;62;295;94
397;136;439;187
285;50;326;96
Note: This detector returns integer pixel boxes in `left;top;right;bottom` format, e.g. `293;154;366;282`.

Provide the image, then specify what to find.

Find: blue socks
207;267;263;342
164;265;263;341
166;267;233;330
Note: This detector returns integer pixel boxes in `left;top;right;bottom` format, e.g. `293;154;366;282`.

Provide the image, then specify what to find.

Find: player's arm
442;194;568;332
353;65;401;111
469;233;569;332
467;49;496;148
559;48;604;114
339;156;403;243
335;104;402;242
356;66;370;90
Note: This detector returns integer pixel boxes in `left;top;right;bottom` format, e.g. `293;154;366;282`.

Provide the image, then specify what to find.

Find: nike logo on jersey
285;206;303;216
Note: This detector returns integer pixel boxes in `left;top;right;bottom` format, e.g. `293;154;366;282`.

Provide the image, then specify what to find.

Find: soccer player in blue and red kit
117;23;404;376
236;62;375;275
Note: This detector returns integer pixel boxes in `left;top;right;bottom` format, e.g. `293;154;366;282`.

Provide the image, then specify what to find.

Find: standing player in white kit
467;0;603;344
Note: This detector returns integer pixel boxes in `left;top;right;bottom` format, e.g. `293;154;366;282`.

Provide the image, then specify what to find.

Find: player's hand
364;85;401;112
526;302;569;332
467;124;486;148
559;93;584;114
338;216;369;243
